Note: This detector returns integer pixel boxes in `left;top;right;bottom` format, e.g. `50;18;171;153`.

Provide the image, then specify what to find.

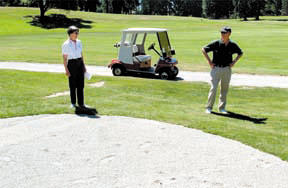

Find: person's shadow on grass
211;111;268;124
74;106;99;119
76;114;100;119
24;14;93;29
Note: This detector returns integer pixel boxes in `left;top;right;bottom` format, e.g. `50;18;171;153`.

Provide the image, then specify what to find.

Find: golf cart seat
132;45;151;63
134;55;151;63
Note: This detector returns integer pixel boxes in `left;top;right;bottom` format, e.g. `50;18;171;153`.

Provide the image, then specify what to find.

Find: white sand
44;91;70;98
87;81;105;88
1;62;288;88
0;114;287;188
44;81;104;98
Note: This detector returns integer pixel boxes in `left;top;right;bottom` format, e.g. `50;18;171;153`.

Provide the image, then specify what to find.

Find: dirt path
0;114;287;187
1;62;288;88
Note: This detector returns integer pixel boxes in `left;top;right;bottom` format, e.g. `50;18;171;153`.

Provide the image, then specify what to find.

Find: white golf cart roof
123;28;167;33
117;28;171;64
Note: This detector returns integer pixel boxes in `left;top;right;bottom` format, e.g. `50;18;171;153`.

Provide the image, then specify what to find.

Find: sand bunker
0;114;287;187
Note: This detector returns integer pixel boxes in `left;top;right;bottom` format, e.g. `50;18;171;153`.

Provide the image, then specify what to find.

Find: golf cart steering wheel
148;43;155;51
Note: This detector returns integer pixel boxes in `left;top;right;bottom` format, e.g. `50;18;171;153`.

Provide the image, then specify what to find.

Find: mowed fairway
0;7;288;75
0;70;288;161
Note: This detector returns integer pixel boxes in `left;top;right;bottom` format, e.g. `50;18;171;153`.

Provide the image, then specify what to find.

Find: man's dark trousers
67;58;85;106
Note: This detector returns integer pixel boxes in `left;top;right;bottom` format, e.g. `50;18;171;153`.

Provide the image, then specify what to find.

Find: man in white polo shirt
62;26;87;108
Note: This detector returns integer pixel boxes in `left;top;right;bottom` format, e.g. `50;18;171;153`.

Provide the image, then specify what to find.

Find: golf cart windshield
157;31;172;57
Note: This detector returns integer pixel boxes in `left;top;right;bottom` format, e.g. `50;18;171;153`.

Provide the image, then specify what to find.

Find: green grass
1;70;287;161
1;7;288;162
0;7;288;75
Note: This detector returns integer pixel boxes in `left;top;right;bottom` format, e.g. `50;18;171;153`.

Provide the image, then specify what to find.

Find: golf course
1;7;288;75
0;7;288;187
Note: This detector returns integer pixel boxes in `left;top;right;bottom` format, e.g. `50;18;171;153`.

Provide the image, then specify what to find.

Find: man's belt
215;64;229;68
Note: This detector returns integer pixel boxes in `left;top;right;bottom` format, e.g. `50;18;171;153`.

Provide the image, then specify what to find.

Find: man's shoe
205;108;212;114
219;109;228;114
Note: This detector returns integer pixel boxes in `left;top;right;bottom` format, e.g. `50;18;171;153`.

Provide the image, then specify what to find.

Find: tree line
1;0;288;20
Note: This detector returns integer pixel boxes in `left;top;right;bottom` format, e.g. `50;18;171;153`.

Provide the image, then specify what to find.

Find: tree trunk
255;5;260;20
39;0;47;19
105;0;109;13
40;7;46;18
255;15;259;20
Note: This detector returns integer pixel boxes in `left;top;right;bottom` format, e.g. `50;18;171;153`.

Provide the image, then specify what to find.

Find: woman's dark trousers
67;58;85;106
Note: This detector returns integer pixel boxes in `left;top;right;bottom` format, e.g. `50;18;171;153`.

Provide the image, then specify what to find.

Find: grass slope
0;70;287;161
0;7;288;75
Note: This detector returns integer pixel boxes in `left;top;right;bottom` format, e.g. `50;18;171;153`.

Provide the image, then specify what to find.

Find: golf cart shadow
124;72;184;81
24;14;93;29
212;111;268;124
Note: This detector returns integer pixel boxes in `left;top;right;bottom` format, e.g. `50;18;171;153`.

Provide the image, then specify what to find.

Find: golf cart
108;28;179;80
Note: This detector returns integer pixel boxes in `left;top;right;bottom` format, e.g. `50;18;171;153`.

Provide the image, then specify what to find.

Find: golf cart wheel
172;66;179;77
159;69;172;80
112;66;124;76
